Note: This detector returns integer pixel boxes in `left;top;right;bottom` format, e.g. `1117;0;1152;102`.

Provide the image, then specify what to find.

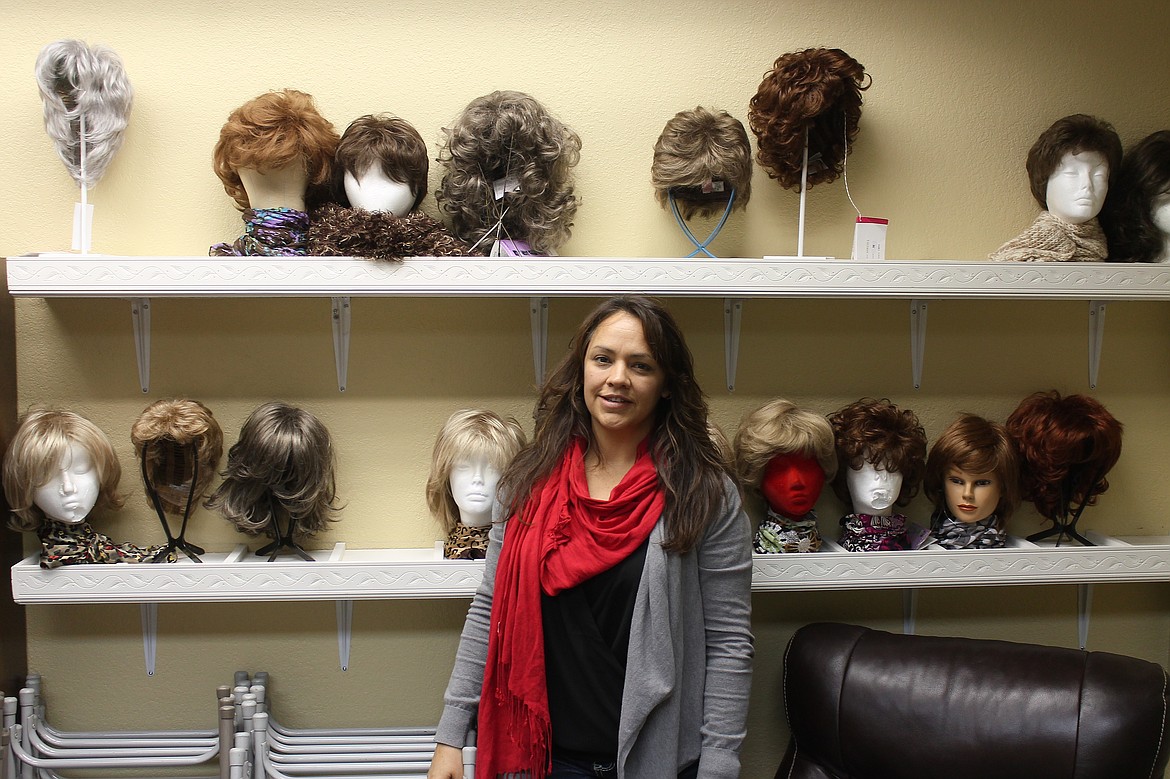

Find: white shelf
8;255;1170;300
12;534;1170;605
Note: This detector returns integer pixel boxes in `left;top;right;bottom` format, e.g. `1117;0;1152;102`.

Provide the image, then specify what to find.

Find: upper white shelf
7;255;1170;301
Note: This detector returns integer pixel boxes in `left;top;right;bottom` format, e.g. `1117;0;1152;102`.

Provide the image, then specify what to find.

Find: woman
428;296;754;779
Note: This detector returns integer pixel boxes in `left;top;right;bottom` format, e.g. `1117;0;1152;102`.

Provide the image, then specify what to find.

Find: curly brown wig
748;48;870;191
651;106;752;219
828;398;926;507
308;203;470;261
1100;130;1170;262
1025;114;1122;210
333;113;429;211
923;414;1020;527
1005;390;1122;523
130;399;223;516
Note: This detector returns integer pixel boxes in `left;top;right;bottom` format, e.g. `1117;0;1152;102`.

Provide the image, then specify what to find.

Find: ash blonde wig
733;398;837;491
3;409;123;532
130;399;223;516
213;89;340;211
652;106;752;219
335;114;429;211
205;402;339;538
426;408;526;535
436;90;581;254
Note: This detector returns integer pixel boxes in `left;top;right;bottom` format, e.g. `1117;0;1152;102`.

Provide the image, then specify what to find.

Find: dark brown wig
748;48;870;191
1025;114;1122;209
923;413;1020;527
308;203;470;261
828;398;926;507
1100;130;1170;262
333;114;429;211
652;106;752;219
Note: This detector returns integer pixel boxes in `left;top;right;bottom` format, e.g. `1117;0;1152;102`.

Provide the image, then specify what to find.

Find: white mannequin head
1154;194;1170;260
1045;150;1109;225
448;455;502;528
845;459;903;516
32;442;102;524
238;165;310;213
343;164;416;216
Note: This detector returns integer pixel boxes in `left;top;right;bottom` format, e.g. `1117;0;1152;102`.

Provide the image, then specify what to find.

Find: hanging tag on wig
492;174;521;201
72;201;95;252
851;216;888;260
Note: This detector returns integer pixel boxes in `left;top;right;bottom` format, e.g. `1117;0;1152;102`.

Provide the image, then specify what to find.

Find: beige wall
3;1;1170;775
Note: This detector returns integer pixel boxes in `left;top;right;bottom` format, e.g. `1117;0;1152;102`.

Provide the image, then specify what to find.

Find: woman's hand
427;743;465;779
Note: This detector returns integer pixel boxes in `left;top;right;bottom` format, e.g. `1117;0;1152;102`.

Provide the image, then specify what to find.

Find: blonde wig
652;106;752;219
436;90;581;254
748;48;870;191
3;409;123;532
733;398;837;491
205;402;339;538
35;39;133;188
425;408;526;535
130;399;223;516
212;89;339;211
334;114;429;211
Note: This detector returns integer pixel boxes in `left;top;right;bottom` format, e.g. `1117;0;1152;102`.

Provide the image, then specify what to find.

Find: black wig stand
1025;465;1105;547
141;443;205;563
256;494;315;562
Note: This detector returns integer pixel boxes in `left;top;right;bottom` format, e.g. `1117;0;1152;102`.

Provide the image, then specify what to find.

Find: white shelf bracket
902;588;918;635
331;297;351;393
130;298;151;393
140;602;158;676
724;298;743;392
910;299;929;389
1088;300;1106;388
530;297;549;386
1077;582;1093;650
336;600;353;672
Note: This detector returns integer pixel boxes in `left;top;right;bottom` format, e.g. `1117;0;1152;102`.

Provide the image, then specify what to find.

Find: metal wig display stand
668;188;738;258
141;440;205;563
256;494;315;562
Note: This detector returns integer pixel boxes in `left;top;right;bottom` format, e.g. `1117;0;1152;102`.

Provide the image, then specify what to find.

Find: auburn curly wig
828;398;926;507
924;414;1020;527
1025;114;1122;210
733;398;836;491
1100;130;1170;262
213;89;339;211
333;113;429;211
436;90;581;254
652;106;752;219
130;399;223;516
748;48;870;191
1005;390;1122;523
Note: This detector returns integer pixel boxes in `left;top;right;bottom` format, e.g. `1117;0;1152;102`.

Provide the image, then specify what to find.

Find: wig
828;398;927;507
436;90;581;254
499;296;731;555
212;89;339;211
425;408;526;535
34;39;133;188
333;114;429;211
205;402;339;539
748;47;870;192
1100;130;1170;262
308;204;469;261
733;398;837;491
1025;114;1122;210
130;399;223;516
923;413;1020;527
651;107;752;219
1005;390;1122;523
3;409;123;532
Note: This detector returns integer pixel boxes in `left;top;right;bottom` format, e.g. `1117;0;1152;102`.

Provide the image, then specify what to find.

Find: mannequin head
734;398;836;519
334;114;429;215
205;402;339;539
130;399;223;516
652;106;752;219
748;47;870;191
829;398;926;513
1005;391;1122;523
1026;114;1122;222
1100;130;1170;262
924;414;1020;528
3;409;123;532
436;90;581;254
426;409;526;532
213;89;339;212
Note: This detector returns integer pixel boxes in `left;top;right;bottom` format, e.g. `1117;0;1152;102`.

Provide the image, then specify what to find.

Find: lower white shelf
11;533;1170;605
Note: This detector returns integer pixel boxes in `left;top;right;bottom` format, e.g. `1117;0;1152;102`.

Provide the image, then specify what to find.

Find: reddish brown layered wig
828;398;926;507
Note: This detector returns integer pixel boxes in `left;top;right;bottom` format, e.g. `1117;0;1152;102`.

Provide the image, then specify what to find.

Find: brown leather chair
778;622;1170;779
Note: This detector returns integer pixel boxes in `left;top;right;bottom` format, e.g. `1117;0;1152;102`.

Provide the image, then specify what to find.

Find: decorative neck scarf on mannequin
210;207;310;257
839;512;909;552
929;508;1005;550
754;507;821;553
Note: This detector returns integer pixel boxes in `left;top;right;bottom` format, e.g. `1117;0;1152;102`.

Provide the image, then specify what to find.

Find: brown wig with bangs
828;398;926;507
333;113;429;211
1025;114;1122;210
924;413;1020;527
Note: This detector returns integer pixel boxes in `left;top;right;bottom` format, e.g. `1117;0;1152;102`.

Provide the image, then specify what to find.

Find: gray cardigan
436;479;754;778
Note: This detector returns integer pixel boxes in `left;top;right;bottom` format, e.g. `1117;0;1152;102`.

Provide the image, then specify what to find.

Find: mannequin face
1045;150;1109;224
1153;193;1170;237
344;165;416;216
845;459;903;516
32;443;101;525
449;455;502;528
943;467;1001;524
761;452;825;519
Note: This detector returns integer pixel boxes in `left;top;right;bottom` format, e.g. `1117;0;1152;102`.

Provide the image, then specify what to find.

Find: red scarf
476;437;665;779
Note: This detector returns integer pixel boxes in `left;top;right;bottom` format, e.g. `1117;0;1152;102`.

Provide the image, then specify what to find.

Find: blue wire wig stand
668;188;737;258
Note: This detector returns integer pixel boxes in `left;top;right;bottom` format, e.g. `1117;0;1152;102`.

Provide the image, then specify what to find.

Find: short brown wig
733;398;836;491
828;398;926;507
652;106;752;219
334;114;429;211
1025;114;1122;210
212;89;340;211
1100;130;1170;262
748;48;870;191
130;399;224;516
1005;390;1123;523
924;414;1020;527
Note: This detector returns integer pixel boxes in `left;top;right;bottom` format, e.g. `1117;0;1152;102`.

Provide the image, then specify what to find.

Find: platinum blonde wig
205;402;339;538
436;90;581;254
130;399;223;516
733;398;837;490
425;408;526;534
652;106;752;219
35;39;133;188
3;409;124;532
